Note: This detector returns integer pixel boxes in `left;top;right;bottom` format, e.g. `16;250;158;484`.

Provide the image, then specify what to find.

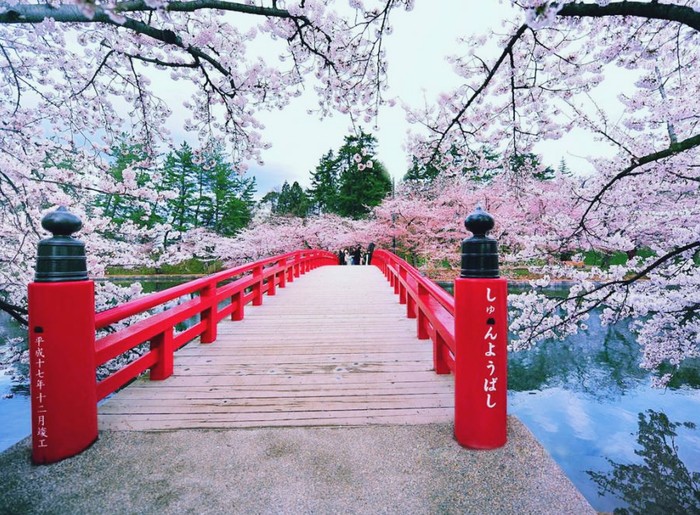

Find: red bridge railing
93;250;338;401
370;208;508;451
28;211;337;464
371;250;457;374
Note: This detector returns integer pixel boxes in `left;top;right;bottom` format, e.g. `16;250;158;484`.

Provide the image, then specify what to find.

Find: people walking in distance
366;242;375;265
353;247;362;266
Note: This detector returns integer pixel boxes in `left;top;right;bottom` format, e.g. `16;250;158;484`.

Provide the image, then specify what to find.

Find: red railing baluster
149;329;174;380
416;283;430;340
268;263;277;296
231;290;244;321
252;264;263;306
433;333;450;375
279;258;287;288
287;255;295;283
399;266;407;305
406;293;416;319
200;282;217;344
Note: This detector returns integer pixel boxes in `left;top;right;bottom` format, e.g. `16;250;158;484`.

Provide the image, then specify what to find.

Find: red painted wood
416;284;430;340
95;296;202;365
268;267;277;296
94;251;323;328
172;320;206;351
231;291;244;321
406;294;416;319
399;267;407;304
279;259;287;288
28;281;98;464
371;249;508;449
454;277;508;449
149;329;174;380
433;333;451;375
96;351;159;401
252;265;263;306
200;284;217;344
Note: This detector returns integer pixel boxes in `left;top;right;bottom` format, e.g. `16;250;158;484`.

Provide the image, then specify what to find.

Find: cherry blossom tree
373;169;583;273
0;0;412;322
406;0;700;384
1;0;698;386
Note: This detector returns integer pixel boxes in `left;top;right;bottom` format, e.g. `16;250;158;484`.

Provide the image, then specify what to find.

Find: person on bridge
353;247;362;266
366;242;375;265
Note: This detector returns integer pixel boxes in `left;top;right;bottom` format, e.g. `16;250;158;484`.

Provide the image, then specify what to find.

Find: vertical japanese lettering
33;334;49;450
484;287;499;409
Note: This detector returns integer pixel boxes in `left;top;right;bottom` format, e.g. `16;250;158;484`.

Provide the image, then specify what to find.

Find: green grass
106;258;224;276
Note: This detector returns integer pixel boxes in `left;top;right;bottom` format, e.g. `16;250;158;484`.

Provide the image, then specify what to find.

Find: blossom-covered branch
406;0;700;384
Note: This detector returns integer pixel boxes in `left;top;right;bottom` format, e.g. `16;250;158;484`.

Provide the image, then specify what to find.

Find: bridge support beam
454;207;508;450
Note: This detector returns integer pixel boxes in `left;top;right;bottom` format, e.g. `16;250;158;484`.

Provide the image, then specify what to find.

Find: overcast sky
163;1;623;196
245;1;519;194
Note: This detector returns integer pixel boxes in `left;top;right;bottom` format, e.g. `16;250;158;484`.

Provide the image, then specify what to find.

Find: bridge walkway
98;266;454;430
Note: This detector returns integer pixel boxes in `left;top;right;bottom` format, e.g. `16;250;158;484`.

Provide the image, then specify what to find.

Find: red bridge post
454;207;508;449
28;207;98;464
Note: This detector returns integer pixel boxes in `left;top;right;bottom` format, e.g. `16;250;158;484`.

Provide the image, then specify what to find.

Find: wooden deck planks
98;266;455;430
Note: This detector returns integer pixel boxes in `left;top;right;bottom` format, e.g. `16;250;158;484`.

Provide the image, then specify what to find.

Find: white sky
162;1;626;196
249;1;517;194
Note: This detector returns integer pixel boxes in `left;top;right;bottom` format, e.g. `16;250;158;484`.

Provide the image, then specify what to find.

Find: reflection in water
504;284;700;512
508;322;648;399
588;410;700;515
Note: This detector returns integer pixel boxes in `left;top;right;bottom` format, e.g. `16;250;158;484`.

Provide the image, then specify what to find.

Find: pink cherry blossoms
0;0;410;321
0;1;698;387
403;0;700;384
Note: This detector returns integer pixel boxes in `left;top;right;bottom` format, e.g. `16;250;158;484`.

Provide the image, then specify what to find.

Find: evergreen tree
161;142;198;233
95;139;159;230
275;181;311;217
161;142;256;235
335;131;392;219
199;146;256;235
260;190;280;213
510;152;555;180
308;149;340;214
557;157;573;177
402;146;499;186
402;156;440;185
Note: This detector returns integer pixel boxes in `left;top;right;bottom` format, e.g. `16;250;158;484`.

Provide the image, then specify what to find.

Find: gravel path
0;417;595;515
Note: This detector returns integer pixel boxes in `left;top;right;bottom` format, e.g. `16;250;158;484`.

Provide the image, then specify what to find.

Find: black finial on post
460;206;499;278
35;207;88;282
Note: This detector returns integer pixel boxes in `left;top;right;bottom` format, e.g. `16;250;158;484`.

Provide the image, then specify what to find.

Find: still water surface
1;282;698;512
508;312;700;513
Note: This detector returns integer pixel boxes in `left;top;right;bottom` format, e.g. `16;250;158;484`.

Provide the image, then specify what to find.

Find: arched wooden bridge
98;264;455;430
29;244;508;464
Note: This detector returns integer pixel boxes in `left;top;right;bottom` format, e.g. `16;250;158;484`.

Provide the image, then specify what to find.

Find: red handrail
371;249;456;374
94;249;337;400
